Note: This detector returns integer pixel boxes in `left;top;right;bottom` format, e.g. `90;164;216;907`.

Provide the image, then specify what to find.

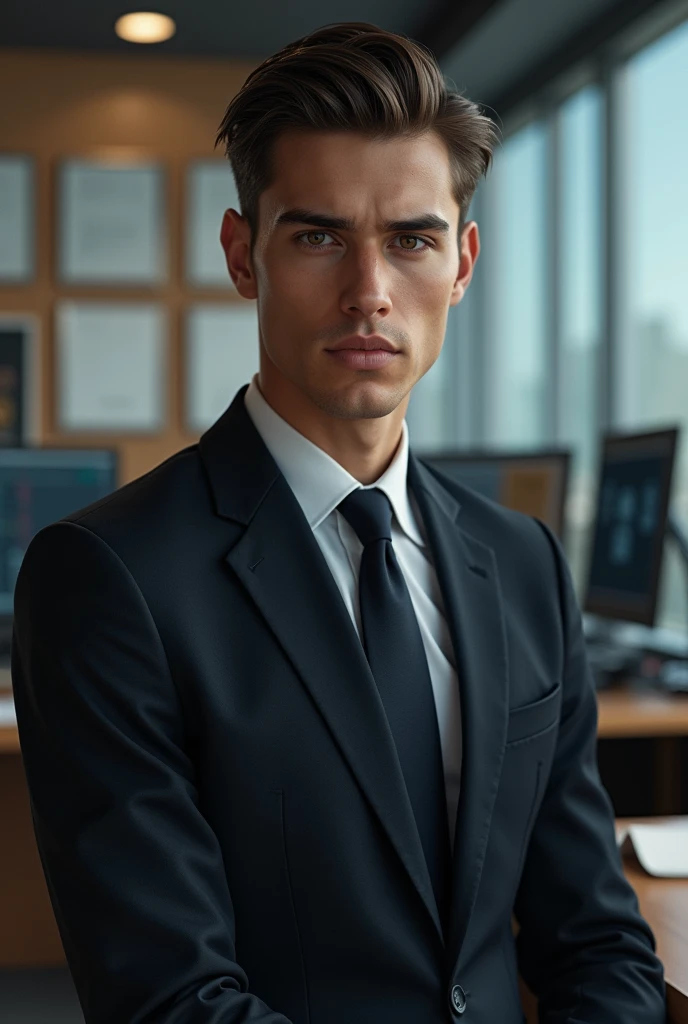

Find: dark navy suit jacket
12;383;665;1023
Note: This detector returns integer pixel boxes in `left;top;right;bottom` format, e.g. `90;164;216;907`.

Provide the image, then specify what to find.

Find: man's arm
513;518;666;1023
12;520;293;1024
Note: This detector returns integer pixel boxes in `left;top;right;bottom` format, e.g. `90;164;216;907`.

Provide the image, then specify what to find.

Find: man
12;21;665;1024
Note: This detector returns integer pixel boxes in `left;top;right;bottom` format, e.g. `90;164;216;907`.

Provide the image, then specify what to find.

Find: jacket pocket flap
506;683;561;745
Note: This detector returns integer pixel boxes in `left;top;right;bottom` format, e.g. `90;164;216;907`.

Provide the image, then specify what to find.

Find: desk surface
618;818;688;1024
2;685;688;754
0;725;17;753
597;687;688;738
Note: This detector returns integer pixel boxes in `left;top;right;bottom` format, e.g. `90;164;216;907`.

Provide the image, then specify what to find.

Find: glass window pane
406;322;456;450
483;121;549;448
407;186;484;452
559;86;603;592
619;18;688;632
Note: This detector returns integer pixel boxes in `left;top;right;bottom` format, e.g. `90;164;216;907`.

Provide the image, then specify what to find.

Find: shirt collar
243;373;425;547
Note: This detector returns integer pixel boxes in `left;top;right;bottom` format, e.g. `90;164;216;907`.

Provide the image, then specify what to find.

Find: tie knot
337;487;393;547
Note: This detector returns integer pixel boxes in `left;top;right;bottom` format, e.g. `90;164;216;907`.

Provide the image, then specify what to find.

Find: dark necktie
337;486;451;929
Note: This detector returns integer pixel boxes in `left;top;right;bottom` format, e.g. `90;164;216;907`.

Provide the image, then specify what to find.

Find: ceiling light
115;12;176;44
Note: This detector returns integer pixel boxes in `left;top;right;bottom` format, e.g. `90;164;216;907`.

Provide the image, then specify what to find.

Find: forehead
260;130;458;229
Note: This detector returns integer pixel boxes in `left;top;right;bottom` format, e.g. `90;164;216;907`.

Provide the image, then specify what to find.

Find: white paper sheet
0;156;34;281
185;303;259;431
56;301;167;431
617;818;688;877
186;162;239;288
59;160;165;284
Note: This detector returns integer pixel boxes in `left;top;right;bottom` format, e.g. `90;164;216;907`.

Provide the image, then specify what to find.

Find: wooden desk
0;726;18;754
597;687;688;814
519;817;688;1024
618;818;688;1024
597;687;688;737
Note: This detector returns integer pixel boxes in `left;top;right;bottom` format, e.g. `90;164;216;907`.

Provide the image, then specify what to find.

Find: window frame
450;1;688;452
443;1;688;629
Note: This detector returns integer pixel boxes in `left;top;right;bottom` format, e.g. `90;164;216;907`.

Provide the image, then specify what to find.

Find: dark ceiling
0;0;500;62
0;0;658;114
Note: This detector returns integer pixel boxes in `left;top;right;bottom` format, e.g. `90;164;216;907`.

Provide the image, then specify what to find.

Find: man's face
222;129;479;425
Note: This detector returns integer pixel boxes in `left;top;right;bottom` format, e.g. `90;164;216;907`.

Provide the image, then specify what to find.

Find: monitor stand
667;513;688;647
585;618;641;690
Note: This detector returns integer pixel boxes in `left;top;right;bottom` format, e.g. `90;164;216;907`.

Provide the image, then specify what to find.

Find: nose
339;248;392;320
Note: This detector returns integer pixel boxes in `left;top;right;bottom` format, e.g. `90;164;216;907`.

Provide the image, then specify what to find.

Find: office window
618;17;688;631
482;121;549;448
407;185;484;452
558;86;603;591
406;323;457;451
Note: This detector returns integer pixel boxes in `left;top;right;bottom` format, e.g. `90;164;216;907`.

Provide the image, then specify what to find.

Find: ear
220;208;258;300
449;221;480;306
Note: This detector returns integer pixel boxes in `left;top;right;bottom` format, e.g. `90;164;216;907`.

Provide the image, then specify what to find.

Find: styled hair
215;22;499;246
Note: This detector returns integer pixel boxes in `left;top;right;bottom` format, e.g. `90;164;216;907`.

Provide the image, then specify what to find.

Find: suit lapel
407;453;510;969
199;386;443;944
199;386;510;967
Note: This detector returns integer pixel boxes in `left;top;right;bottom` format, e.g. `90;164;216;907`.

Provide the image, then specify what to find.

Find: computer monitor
419;449;571;538
583;427;679;627
0;448;118;638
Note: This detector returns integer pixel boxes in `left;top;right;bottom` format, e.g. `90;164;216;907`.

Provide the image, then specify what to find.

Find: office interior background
1;0;688;1020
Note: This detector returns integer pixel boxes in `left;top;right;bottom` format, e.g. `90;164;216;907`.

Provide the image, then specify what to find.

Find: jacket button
450;984;466;1015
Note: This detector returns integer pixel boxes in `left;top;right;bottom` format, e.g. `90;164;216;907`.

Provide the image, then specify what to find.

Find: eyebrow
275;207;451;234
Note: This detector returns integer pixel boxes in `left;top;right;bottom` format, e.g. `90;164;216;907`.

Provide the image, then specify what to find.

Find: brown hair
215;22;499;248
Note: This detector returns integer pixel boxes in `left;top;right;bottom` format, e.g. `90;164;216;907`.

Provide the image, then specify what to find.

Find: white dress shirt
243;374;462;851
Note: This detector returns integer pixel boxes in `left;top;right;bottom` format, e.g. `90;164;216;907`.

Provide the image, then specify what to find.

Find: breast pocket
505;682;561;746
498;683;562;900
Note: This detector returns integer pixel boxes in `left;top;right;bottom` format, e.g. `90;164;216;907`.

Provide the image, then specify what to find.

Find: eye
296;231;335;249
294;231;433;253
393;235;431;252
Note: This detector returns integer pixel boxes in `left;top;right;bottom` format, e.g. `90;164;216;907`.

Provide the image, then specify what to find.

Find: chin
311;382;404;421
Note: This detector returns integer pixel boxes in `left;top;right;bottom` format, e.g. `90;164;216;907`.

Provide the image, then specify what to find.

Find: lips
327;349;398;368
326;336;398;353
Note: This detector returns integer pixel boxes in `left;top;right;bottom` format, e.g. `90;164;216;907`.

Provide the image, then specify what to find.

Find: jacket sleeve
513;518;666;1023
11;519;294;1024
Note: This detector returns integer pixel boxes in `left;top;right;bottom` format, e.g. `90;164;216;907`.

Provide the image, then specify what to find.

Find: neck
255;372;407;485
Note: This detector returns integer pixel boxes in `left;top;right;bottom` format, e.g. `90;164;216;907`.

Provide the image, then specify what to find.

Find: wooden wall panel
0;48;257;484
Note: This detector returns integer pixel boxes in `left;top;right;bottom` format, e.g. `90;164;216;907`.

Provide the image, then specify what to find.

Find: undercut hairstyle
215;22;499;249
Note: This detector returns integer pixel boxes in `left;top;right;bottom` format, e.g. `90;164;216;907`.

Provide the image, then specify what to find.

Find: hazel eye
300;231;333;247
396;235;428;251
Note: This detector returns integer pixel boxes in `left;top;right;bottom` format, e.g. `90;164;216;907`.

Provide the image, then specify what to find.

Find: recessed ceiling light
115;12;176;44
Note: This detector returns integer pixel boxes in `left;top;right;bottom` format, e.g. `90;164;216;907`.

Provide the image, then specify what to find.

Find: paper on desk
0;695;16;727
616;818;688;877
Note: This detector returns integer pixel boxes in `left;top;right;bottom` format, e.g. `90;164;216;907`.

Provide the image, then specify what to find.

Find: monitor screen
419;449;571;538
0;448;118;617
583;427;678;627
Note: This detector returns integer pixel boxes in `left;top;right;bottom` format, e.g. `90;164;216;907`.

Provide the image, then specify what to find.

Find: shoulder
67;444;208;532
25;444;220;577
416;456;561;571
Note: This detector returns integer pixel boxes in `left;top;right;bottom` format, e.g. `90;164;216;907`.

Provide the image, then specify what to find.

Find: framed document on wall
0;155;35;283
185;160;239;289
0;314;41;444
56;301;167;432
57;159;167;285
185;303;259;432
